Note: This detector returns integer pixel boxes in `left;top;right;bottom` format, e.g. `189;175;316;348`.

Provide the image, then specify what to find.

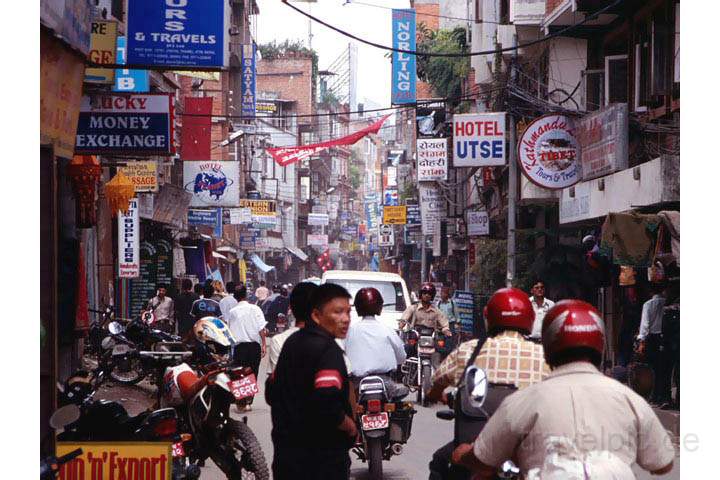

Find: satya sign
518;114;580;190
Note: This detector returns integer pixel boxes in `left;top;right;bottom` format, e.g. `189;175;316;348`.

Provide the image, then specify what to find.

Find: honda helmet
484;288;534;334
541;300;605;363
419;283;437;300
354;288;384;317
193;317;237;355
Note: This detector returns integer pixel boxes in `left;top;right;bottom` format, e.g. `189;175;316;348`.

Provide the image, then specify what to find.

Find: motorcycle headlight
419;336;434;348
101;337;116;350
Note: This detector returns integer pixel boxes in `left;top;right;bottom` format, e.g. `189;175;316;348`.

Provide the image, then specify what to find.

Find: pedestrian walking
637;283;669;406
226;285;267;411
175;279;199;340
254;280;270;305
190;284;222;323
266;283;356;480
219;281;238;319
529;280;555;340
211;280;225;303
147;283;174;333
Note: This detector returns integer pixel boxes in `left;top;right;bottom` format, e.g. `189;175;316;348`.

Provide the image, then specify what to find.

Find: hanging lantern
67;155;101;228
105;170;136;215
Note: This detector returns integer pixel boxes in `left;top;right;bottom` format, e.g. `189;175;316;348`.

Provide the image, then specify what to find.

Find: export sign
75;94;174;155
383;206;407;225
518;114;580;190
119;161;158;192
391;9;416;104
56;442;172;480
86;20;118;84
576;103;629;181
126;0;229;68
417;138;448;181
118;198;140;278
184;161;240;207
453;113;507;167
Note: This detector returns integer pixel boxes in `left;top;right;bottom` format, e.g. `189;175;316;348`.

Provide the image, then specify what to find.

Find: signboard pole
506;35;518;288
421;235;427;283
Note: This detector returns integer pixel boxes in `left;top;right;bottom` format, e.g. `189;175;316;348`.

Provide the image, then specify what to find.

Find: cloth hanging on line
657;210;680;266
600;212;660;267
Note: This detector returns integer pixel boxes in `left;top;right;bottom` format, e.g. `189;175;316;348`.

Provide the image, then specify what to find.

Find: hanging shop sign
126;0;229;68
184;161;240;207
256;100;277;115
383;206;407;225
576;103;629;181
419;183;445;235
188;208;223;237
238;199;277;216
510;0;546;25
385;166;398;188
387;150;405;166
118;198;140;278
308;234;329;247
383;188;399;206
466;210;490;236
119;161;158;193
452;290;476;334
138;193;155;219
308;213;330;226
85;20;118;84
417;138;448;181
153;184;192;228
453;113;507;167
391;9;416;104
228;207;253;225
518;114;580;190
75;94;174;155
241;43;257;116
56;442;172;480
406;203;422;226
378;224;395;247
40;0;93;55
365;199;379;230
114;36;150;93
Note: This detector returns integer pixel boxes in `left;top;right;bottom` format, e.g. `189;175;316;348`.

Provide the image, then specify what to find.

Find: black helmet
354;288;384;317
419;283;436;300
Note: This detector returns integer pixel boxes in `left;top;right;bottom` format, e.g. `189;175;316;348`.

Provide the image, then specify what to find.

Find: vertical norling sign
391;9;416;104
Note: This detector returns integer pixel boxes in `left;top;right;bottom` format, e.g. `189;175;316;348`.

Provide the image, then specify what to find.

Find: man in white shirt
267;282;318;374
637;284;668;405
219;281;238;319
529;280;555;339
227;285;267;411
345;288;406;387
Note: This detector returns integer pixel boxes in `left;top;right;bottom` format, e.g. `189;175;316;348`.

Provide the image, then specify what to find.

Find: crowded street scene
37;0;694;479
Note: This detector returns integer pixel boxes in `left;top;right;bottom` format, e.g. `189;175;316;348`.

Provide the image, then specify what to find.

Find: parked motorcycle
86;305;116;358
352;375;415;480
401;326;438;406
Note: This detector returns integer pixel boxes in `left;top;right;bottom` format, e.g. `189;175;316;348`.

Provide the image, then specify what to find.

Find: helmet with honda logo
541;300;605;366
354;287;384;317
483;287;534;334
419;283;437;300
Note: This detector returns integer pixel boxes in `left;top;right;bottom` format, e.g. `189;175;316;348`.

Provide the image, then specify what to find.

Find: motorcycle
161;359;270;479
53;371;200;479
86;305;116;358
352;375;416;480
401;326;438;406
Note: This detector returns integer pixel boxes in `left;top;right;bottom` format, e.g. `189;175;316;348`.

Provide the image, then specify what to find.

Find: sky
255;0;411;108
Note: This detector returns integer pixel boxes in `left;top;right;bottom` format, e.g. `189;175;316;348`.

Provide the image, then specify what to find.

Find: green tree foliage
416;26;470;104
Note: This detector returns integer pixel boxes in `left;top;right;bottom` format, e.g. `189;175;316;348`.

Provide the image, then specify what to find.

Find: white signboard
419;183;445;235
307;234;329;246
518;114;580;190
453;113;507;167
576;103;629;181
118;198;140;278
229;207;252;224
378;224;395;247
138;193;154;219
466;211;490;236
386;166;398;187
417;138;448;181
308;213;330;226
183;161;241;207
510;0;546;25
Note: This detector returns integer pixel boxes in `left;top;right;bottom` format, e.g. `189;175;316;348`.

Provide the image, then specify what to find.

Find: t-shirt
219;295;238;319
190;298;222;322
227;301;267;344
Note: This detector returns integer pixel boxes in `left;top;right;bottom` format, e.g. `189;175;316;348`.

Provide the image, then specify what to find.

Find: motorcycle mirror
108;321;123;335
49;404;81;430
499;460;520;478
465;366;488;406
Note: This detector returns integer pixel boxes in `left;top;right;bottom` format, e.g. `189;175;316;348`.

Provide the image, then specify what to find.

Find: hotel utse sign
452;113;507;167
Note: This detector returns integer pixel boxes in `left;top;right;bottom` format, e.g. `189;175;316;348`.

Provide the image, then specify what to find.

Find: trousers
273;446;350;480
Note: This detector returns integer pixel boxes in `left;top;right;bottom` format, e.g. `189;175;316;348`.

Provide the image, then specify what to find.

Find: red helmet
419;283;436;300
354;288;384;317
541;300;605;360
484;288;534;334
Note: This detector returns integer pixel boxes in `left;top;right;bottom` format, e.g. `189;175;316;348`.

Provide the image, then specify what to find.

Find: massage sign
75;94;174;155
518;114;580;190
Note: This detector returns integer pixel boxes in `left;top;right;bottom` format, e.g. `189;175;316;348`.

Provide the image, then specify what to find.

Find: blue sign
342;225;357;236
383;189;399;206
365;201;379;230
453;290;476;335
406;204;421;225
391;9;416;105
114;36;150;93
187;208;222;238
241;43;256;116
126;0;227;67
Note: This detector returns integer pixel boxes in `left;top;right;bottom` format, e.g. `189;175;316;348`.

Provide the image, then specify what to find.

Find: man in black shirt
190;284;222;323
266;283;356;480
175;279;199;339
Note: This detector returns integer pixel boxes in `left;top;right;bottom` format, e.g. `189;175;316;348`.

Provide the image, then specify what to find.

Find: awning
286;246;309;262
249;253;275;273
216;245;238;255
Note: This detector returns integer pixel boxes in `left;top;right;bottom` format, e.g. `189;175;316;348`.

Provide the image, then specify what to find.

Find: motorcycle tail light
437;340;445;348
408;339;417;346
384;403;396;413
367;399;382;413
152;417;177;437
180;433;192;442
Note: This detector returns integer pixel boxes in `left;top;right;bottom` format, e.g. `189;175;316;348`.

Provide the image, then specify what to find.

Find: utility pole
506;34;518;288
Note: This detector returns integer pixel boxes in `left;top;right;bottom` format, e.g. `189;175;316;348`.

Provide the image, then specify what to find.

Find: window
583;69;604;111
651;18;669;96
605;55;628;105
325;279;407;312
475;0;481;24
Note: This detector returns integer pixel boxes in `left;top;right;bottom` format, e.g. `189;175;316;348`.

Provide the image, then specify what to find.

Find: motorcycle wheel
225;419;270;480
367;437;383;480
421;365;432;407
109;356;145;385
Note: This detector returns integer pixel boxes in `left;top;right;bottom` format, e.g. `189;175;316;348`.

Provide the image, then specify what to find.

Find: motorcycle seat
356;374;409;401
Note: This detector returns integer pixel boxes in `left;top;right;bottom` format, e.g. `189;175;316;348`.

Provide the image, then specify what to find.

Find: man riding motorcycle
400;283;452;338
451;300;676;479
427;287;549;480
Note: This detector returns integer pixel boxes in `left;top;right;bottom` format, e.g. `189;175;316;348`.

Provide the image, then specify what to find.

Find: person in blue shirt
190;284;222;323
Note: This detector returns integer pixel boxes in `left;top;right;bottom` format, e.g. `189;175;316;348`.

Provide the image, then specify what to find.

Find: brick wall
415;3;440;31
257;56;314;117
546;0;567;16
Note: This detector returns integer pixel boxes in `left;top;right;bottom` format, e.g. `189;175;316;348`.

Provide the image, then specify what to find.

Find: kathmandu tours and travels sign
453;113;507;167
518;114;580;190
183;161;240;207
75;94;174;155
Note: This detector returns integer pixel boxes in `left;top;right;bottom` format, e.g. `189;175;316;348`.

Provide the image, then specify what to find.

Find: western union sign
238;199;277;215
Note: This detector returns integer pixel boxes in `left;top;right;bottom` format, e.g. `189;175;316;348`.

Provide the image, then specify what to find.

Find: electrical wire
347;0;503;25
281;0;622;58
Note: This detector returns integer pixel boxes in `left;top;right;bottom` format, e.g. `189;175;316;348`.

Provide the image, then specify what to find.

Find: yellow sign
56;442;172;480
85;21;118;83
383;206;407;225
238;199;277;215
119;161;159;193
